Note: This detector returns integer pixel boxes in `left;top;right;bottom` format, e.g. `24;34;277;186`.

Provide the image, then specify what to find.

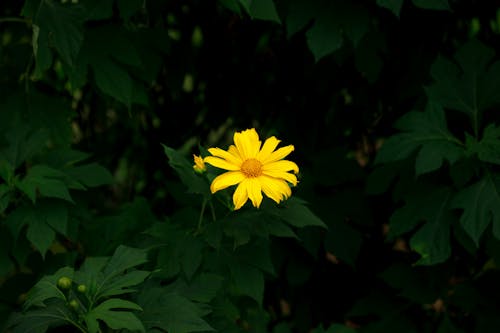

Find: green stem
209;200;216;221
196;199;207;233
0;17;30;24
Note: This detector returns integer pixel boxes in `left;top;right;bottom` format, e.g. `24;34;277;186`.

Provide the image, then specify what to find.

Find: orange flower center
241;158;262;178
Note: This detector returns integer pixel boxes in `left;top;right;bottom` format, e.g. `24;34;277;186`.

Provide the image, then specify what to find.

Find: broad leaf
65;163;114;187
412;0;450;10
425;40;500;134
24;267;74;310
7;300;76;333
85;299;144;333
31;0;86;70
274;197;327;228
376;0;404;16
452;174;500;245
390;186;454;264
230;260;265;304
138;288;214;333
16;165;73;203
240;0;281;23
163;145;210;196
285;0;370;61
375;103;464;175
466;124;500;165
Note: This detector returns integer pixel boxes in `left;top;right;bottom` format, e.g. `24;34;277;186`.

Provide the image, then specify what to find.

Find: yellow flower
204;128;299;210
193;154;206;173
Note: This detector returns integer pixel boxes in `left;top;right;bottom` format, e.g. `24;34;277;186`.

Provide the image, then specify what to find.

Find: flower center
241;158;262;178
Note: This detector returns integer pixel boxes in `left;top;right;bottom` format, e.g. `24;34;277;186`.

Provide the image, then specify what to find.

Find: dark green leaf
34;0;86;66
410;188;454;265
65;163;114;187
412;0;450;10
376;0;404;16
452;174;500;245
243;0;281;23
85;299;144;333
24;267;74;309
7;300;76;333
286;0;370;61
426;40;500;132
163;145;210;196
466;124;500;164
138;288;214;333
275;197;327;228
17;165;73;203
230;261;264;304
375;103;464;175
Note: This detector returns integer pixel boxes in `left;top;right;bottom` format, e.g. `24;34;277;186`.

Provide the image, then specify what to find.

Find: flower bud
69;299;79;310
77;284;87;293
57;276;72;289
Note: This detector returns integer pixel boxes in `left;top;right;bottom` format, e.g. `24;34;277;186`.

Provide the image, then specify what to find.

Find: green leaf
16;165;73;203
324;219;363;266
138;288;214;333
24;267;74;309
65;163;114;187
466;124;500;164
425;40;500;133
32;24;53;78
230;261;264;304
412;0;450;10
0;122;49;169
183;273;224;303
4;201;68;257
242;0;281;23
376;0;404;16
274;197;327;228
286;0;370;61
103;245;149;279
375;103;464;175
452;174;500;245
85;299;144;333
7;300;76;333
163;145;210;196
409;188;453;265
98;270;151;298
33;0;86;67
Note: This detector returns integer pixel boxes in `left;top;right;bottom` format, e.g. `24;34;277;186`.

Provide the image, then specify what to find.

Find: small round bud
71;0;79;3
69;299;79;310
57;276;72;289
77;284;87;293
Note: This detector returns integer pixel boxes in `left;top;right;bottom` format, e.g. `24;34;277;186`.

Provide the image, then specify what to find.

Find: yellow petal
204;156;240;171
260;176;291;203
208;147;242;166
247;178;263;208
262;169;298;186
262;160;299;174
210;171;245;193
256;136;280;161
228;145;242;160
234;128;261;159
262;145;295;164
233;180;249;210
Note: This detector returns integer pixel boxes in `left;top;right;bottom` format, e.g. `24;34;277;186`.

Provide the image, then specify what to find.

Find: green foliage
7;246;149;333
2;0;500;332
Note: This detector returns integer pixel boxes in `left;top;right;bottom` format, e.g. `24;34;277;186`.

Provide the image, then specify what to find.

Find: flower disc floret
204;128;299;210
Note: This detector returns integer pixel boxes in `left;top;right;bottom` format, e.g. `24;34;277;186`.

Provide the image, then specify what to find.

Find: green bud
77;284;87;293
57;276;72;289
69;299;79;310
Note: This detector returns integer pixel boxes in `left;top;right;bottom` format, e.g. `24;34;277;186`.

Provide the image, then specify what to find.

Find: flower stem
196;199;207;233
